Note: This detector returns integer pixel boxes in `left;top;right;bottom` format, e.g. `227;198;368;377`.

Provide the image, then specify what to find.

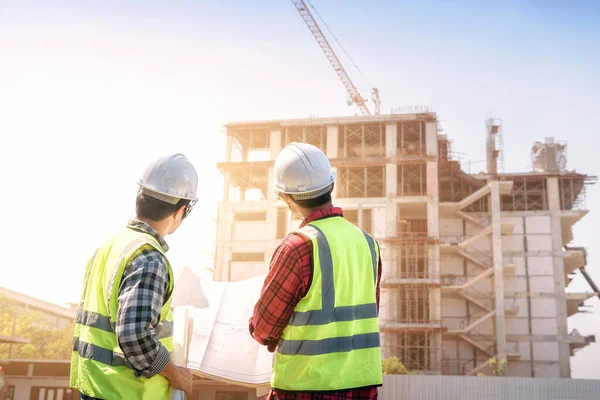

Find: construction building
214;112;597;378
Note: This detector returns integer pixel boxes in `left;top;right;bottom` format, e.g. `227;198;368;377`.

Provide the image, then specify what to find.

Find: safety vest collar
127;219;169;253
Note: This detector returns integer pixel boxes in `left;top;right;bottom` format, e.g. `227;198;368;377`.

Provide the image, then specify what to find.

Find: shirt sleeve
115;247;171;378
250;235;309;344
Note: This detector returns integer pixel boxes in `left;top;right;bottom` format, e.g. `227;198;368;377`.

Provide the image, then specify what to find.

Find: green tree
489;357;508;377
382;357;416;375
0;294;74;360
476;357;508;377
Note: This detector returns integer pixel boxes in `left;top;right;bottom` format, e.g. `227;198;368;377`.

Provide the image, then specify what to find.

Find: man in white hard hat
250;143;383;400
70;154;198;400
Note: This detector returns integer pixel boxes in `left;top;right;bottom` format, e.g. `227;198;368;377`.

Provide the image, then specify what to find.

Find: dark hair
292;191;332;209
135;191;190;222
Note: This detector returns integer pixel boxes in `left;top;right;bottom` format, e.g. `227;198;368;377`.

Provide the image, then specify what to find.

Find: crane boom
291;0;371;115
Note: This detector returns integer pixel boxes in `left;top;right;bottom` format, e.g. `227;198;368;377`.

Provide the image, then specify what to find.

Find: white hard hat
137;153;198;204
273;142;335;200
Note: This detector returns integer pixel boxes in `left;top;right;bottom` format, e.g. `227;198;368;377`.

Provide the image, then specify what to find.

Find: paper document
173;269;273;387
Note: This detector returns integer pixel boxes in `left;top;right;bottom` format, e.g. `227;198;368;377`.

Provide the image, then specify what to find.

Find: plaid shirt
114;220;171;379
250;207;382;400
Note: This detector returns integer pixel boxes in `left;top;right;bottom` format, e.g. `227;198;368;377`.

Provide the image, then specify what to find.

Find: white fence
380;375;600;400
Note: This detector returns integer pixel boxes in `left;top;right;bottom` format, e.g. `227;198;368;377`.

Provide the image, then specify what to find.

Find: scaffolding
382;331;441;372
559;175;594;210
285;126;326;150
502;176;548;211
337;166;385;198
398;121;427;155
398;164;427;196
338;123;385;158
378;215;444;372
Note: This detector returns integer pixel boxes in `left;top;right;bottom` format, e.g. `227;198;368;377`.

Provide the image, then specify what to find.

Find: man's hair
292;191;332;209
135;190;190;222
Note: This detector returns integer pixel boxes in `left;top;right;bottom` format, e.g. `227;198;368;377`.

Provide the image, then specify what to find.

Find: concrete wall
379;375;600;400
6;377;73;400
233;221;267;241
229;261;265;281
440;208;571;378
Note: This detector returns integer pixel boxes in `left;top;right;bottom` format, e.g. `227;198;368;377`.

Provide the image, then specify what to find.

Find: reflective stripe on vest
272;217;382;392
70;228;174;400
72;337;133;369
278;224;380;356
75;309;173;340
278;332;380;356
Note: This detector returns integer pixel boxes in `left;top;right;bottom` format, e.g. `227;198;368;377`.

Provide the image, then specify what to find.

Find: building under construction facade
214;113;596;378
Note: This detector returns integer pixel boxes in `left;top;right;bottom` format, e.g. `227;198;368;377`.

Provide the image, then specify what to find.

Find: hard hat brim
274;173;336;200
138;184;198;204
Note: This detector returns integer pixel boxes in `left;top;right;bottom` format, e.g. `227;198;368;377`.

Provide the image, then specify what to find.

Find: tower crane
290;0;381;115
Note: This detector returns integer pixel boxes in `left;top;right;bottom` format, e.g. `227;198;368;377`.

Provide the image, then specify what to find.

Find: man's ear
283;194;294;207
175;205;186;220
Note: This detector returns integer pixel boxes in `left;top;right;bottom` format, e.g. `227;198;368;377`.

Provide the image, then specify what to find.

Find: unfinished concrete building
214;113;596;378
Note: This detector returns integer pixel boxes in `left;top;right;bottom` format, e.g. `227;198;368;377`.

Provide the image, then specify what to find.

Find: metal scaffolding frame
398;120;426;155
558;176;590;210
399;164;427;195
501;176;548;211
382;331;440;372
339;123;385;158
285;126;326;151
337;166;385;198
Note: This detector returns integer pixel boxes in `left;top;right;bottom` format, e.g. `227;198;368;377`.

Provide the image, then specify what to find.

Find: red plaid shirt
250;207;382;400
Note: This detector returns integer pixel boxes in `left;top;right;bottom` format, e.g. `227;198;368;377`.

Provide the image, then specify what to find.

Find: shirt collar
299;207;344;228
127;219;170;252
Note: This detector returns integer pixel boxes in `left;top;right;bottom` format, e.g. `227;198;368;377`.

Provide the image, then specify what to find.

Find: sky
1;0;599;378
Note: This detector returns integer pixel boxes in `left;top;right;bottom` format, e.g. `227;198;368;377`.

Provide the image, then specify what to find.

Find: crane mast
291;0;379;115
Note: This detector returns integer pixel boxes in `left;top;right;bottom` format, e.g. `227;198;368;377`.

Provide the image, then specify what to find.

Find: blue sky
1;0;599;378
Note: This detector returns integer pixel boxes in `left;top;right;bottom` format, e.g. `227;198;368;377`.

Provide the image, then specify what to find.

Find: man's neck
137;217;169;238
300;202;334;219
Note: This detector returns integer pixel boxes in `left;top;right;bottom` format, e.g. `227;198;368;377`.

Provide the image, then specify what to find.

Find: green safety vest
70;227;174;400
271;216;382;392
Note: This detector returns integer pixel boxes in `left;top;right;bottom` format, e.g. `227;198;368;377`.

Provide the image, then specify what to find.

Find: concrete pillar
427;160;441;310
222;171;231;203
265;167;278;272
385;123;397;157
490;181;506;360
266;167;276;202
270;130;282;160
326;126;339;159
225;134;233;162
327;126;339;198
222;133;233;235
215;207;234;281
425;122;438;157
381;124;398;359
547;177;570;377
426;160;442;373
214;204;225;281
426;161;439;237
358;204;364;229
